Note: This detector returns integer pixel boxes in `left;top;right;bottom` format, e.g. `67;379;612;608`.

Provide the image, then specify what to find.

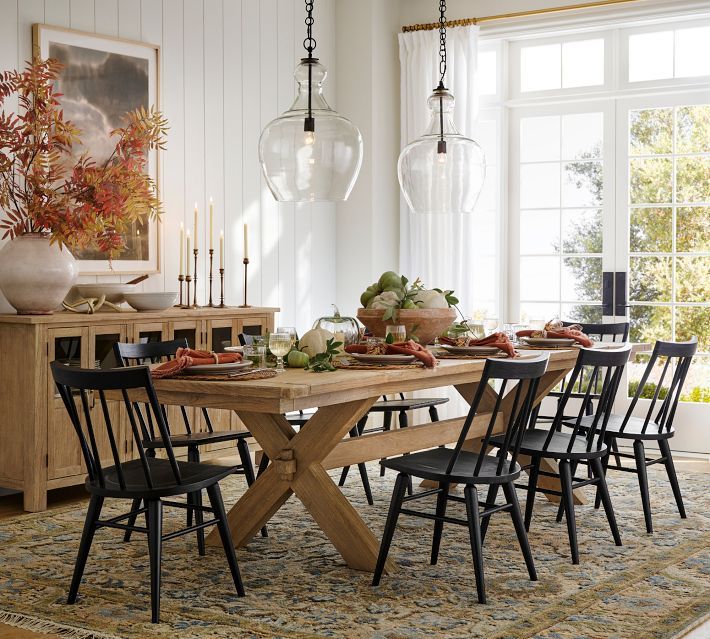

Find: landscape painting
33;25;160;274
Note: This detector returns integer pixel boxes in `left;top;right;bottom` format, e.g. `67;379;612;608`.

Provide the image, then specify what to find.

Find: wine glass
385;324;406;343
483;317;500;335
277;326;298;349
268;332;292;372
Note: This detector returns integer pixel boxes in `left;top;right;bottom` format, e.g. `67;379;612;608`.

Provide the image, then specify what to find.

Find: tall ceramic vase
0;233;78;314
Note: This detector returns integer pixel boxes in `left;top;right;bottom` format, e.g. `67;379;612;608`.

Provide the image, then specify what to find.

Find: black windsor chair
372;355;550;604
50;360;244;623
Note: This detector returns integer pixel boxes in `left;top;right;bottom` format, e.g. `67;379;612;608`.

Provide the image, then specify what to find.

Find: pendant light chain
437;0;447;154
304;0;316;134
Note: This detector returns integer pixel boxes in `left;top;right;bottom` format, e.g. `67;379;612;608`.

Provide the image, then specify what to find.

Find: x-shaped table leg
205;398;392;572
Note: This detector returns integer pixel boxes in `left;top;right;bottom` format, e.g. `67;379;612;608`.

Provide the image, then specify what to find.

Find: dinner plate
223;346;244;353
182;361;253;375
350;353;417;364
521;337;576;347
441;345;500;355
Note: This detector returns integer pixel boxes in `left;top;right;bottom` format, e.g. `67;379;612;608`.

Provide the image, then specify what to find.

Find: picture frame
33;24;161;276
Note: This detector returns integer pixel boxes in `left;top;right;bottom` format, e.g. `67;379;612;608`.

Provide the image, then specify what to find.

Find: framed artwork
33;24;161;275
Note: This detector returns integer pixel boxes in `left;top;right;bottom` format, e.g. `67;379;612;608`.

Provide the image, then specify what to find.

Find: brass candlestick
192;248;199;308
176;274;185;307
219;268;226;307
184;275;193;309
239;257;251;308
207;248;215;307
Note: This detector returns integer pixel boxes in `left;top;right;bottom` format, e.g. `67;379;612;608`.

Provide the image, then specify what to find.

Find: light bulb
304;130;315;145
437;152;447;164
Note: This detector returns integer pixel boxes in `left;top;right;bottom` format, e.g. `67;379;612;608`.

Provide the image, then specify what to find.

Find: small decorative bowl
124;292;178;311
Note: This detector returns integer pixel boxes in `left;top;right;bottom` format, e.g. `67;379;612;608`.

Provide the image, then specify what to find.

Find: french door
511;96;710;453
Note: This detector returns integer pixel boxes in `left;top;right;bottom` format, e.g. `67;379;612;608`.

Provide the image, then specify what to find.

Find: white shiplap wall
0;0;337;331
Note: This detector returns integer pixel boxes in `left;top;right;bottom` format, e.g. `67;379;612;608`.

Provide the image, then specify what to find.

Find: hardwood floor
0;456;707;638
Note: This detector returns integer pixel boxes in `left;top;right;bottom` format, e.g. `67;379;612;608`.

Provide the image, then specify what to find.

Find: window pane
629;305;672;343
629;108;673;155
562;112;603;160
676;156;710;203
677;207;710;252
676;306;710;352
562;257;602;301
682;356;710;403
676;106;710;153
520;209;560;254
520;163;560;208
630;207;672;252
520;115;560;162
630;256;672;302
520;256;559;301
562;209;602;253
478;49;497;95
675;26;710;78
561;304;603;324
520;302;560;324
630;158;672;204
562;39;604;88
628;31;673;82
563;161;602;207
675;256;710;303
521;43;561;92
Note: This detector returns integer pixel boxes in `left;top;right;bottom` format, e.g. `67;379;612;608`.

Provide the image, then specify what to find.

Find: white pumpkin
413;289;449;309
299;328;336;357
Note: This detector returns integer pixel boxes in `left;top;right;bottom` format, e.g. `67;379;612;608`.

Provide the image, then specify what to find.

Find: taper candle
186;230;191;276
243;223;249;259
220;229;224;268
209;197;214;250
179;222;184;276
193;202;198;247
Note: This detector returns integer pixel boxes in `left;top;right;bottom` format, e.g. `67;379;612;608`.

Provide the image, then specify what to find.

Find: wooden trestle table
143;349;580;572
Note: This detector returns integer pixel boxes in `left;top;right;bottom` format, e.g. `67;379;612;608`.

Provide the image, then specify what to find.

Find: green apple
287;350;310;368
378;271;402;290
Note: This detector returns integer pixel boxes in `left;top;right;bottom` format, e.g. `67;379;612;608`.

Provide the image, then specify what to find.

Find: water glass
385;324;406;343
268;332;291;372
243;344;265;368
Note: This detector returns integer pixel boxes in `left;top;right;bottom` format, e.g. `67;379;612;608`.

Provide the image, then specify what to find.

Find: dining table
137;347;582;573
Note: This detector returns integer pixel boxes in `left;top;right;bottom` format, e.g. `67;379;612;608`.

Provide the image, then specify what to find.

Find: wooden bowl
357;308;456;345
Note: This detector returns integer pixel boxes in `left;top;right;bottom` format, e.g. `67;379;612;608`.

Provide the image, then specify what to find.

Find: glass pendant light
259;0;363;203
398;0;485;214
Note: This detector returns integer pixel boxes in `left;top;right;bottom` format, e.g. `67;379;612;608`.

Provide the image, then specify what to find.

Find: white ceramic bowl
71;283;137;304
124;292;178;311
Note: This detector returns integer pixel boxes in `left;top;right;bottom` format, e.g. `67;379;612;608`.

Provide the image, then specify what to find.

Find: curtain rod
402;0;641;32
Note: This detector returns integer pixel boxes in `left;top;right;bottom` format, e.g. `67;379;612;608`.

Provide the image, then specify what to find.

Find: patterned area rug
0;465;708;639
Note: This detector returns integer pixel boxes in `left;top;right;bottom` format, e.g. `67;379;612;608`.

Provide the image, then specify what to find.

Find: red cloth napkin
345;340;438;368
439;332;517;358
151;347;242;379
516;321;593;347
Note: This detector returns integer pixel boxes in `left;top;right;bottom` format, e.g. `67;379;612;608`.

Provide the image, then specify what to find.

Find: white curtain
399;26;494;320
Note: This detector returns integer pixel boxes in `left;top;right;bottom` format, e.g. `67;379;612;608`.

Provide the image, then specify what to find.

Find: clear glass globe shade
259;59;363;203
398;89;486;214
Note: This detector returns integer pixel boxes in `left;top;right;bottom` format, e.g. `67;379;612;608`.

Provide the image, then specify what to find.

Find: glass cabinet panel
174;328;198;348
94;332;120;369
53;335;82;368
212;326;233;352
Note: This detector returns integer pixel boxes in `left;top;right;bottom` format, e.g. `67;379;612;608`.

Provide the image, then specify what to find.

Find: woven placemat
168;369;278;381
517;345;575;351
334;360;429;371
436;352;510;360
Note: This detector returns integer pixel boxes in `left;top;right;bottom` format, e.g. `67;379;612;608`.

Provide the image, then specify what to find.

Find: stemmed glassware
268;332;292;373
277;326;298;349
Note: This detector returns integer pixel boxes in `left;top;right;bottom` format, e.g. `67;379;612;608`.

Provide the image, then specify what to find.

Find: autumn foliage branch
0;57;168;258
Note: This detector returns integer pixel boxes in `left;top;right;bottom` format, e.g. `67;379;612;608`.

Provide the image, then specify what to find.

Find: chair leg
633;439;653;534
659;438;686;519
590;457;622;546
146;499;163;624
257;452;269;477
68;494;104;604
525;456;541;532
372;473;409;587
610;437;623;469
187;446;206;555
237;437;267;538
480;484;500;544
206;483;245;597
430;483;449;565
594;445;611;510
123;498;142;543
559;460;579;564
503;481;537;581
428;405;440;422
556;460;578;523
357;461;374;506
380;413;391;476
464;485;486;604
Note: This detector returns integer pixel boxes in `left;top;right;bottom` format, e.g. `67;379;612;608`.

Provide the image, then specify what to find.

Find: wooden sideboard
0;306;277;512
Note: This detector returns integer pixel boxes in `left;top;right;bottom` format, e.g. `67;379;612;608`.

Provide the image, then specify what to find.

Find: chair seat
145;429;250;449
87;458;238;498
380;447;520;485
491;428;606;461
563;414;675;441
369;397;449;412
